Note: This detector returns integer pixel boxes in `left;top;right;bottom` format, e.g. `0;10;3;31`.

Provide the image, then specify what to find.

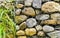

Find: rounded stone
42;1;60;13
22;7;35;16
32;0;42;8
26;18;37;27
16;4;24;8
16;25;20;30
24;0;33;6
35;25;43;31
18;36;27;38
47;31;60;38
19;22;27;30
15;9;21;15
35;10;41;15
37;31;45;36
15;15;27;24
43;25;54;32
25;28;36;36
36;14;49;20
16;30;25;36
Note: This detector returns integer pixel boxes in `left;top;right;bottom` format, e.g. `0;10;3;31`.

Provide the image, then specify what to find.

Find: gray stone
32;35;38;38
33;0;42;8
47;31;60;38
43;25;54;32
26;18;37;27
15;9;21;15
36;14;49;20
24;0;33;6
42;0;51;2
35;25;43;31
16;25;20;30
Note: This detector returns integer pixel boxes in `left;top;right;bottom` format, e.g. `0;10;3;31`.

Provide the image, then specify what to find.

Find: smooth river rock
47;31;60;38
36;14;49;20
26;18;37;27
43;25;54;32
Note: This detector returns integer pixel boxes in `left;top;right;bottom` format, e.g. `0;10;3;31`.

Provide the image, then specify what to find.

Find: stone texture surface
33;0;41;8
37;31;45;36
43;25;54;32
47;31;60;38
51;13;60;20
24;0;33;6
15;9;21;15
16;30;25;36
36;14;49;20
22;7;35;16
14;0;60;38
15;15;27;24
25;28;36;36
16;4;24;8
35;25;43;31
42;1;60;13
41;20;57;24
26;18;37;27
19;22;27;30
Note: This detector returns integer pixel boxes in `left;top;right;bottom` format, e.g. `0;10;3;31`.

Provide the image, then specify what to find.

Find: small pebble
35;25;43;31
16;25;20;30
37;31;45;36
15;9;21;15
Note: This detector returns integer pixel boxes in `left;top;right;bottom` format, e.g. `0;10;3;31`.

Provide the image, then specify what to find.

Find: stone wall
0;0;60;38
